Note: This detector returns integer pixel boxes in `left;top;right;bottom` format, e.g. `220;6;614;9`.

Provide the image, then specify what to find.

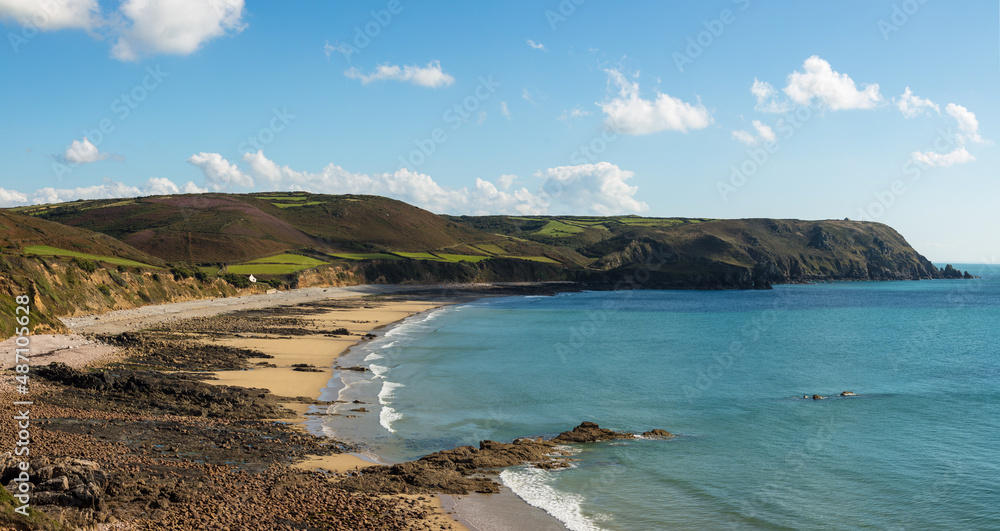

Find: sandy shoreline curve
52;282;577;530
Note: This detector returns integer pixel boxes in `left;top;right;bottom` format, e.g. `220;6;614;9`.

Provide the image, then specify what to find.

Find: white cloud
558;107;592;121
752;120;775;142
323;40;351;60
112;0;246;61
187;152;254;190
522;88;536;105
526;39;546;52
63;137;109;163
535;162;649;215
946;103;985;144
751;78;791;113
599;69;711;135
783;55;882;110
731;130;757;145
202;151;649;216
500;101;511;119
344;60;454;88
910;146;975;167
477;110;487;125
0;0;100;30
0;177;205;207
895;87;939;118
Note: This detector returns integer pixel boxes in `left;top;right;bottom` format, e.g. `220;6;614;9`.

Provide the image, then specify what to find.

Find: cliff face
550;219;949;289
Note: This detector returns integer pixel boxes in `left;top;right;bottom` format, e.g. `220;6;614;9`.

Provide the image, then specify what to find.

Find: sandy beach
4;282;578;529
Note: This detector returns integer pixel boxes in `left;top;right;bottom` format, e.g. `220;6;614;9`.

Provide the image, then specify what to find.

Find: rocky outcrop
337;422;672;495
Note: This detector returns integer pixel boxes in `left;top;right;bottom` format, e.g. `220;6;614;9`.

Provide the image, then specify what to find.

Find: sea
318;264;1000;530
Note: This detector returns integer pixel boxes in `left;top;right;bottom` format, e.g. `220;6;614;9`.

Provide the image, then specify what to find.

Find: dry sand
54;284;472;530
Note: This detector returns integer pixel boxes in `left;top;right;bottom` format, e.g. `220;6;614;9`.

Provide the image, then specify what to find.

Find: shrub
98;285;111;296
73;257;97;273
151;273;161;282
108;270;128;287
194;271;208;281
221;273;251;288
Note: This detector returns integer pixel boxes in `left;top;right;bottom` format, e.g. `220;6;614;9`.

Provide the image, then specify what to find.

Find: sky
0;0;997;262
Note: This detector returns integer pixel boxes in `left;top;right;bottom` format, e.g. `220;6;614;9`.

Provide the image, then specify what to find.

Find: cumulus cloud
906;103;986;167
895;87;939;118
783;55;882;110
0;0;100;30
194;151;648;216
344;60;454;88
526;39;546;52
500;101;511;119
112;0;246;61
731;130;757;145
62;137;110;163
910;146;975;167
187;152;254;190
751;78;791;113
730;121;775;146
535;162;649;215
946;103;985;144
600;69;711;135
0;177;205;208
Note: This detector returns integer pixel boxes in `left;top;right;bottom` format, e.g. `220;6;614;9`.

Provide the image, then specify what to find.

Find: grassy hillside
0;194;971;337
449;215;954;287
19;193;586;266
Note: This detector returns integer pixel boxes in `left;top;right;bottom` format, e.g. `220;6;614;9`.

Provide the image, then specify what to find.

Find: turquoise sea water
322;265;1000;530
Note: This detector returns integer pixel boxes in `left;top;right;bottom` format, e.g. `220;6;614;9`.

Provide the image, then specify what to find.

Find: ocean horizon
320;264;1000;530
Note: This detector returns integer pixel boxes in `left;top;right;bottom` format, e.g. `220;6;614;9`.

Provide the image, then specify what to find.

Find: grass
506;255;560;263
258;195;310;201
245;253;327;266
436;254;490;263
393;251;447;260
226;263;316;275
329;253;401;260
534;220;586;237
272;201;325;208
24;245;160;269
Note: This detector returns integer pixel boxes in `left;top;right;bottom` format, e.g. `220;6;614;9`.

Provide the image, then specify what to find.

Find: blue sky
0;0;997;262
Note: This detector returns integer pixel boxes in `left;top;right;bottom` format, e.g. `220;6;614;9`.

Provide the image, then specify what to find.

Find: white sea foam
500;467;605;531
378;381;404;404
379;406;403;433
369;364;389;377
380;341;397;349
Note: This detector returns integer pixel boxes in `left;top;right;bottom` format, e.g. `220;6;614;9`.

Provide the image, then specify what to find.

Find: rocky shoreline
2;288;674;530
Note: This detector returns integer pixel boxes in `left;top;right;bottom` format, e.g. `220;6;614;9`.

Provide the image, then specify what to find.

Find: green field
226;263;316;275
534;220;586;237
245;253;327;266
507;255;560;264
24;245;160;269
257;195;309;201
329;253;401;260
394;252;447;260
436;254;490;263
272;201;325;208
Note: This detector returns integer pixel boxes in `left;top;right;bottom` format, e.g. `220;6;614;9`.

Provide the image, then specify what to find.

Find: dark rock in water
642;429;674;438
551;422;635;443
337;422;666;495
812;394;826;400
350;407;368;413
840;391;857;396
